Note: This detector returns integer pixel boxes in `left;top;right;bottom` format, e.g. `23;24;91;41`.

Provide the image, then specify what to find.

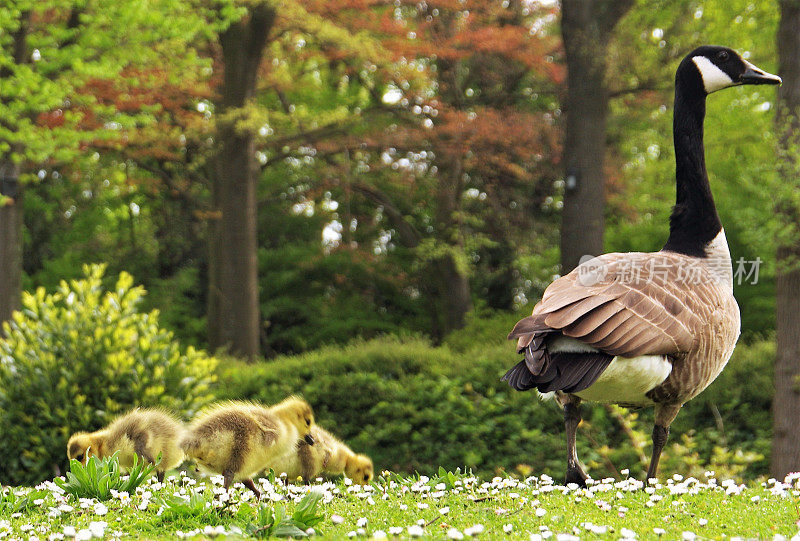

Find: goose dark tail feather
502;347;614;394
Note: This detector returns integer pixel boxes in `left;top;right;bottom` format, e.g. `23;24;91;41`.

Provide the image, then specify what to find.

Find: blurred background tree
0;0;205;325
559;0;632;273
772;0;800;478
314;0;565;338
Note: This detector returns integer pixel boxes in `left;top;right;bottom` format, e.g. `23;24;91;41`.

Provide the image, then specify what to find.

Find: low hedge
216;328;774;480
216;336;569;477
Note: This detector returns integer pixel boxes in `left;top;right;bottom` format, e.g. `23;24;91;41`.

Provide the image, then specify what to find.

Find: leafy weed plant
53;452;156;501
156;487;217;520
0;486;47;514
243;491;325;538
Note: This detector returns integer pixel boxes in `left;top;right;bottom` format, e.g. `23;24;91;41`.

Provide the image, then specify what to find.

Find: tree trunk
432;155;472;336
774;247;800;477
0;164;22;326
772;0;800;479
207;6;276;359
0;12;30;328
434;255;472;335
559;0;632;273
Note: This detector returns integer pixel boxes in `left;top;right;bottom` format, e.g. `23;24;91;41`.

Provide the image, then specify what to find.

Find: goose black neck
662;67;723;257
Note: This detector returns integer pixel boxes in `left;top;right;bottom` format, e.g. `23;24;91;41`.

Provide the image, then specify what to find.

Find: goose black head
681;45;781;95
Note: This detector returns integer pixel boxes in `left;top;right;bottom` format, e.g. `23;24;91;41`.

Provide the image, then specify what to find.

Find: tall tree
204;0;395;356
0;8;29;324
772;0;800;479
206;4;276;358
559;0;633;272
0;1;203;326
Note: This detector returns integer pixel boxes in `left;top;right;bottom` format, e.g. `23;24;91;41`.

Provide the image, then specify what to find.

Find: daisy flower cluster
0;468;798;539
0;478;135;540
322;470;800;540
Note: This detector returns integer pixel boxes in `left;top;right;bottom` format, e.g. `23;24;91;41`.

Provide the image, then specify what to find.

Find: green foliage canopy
0;0;205;175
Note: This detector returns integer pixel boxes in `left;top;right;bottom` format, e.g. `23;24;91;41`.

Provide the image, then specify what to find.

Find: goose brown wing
509;251;722;357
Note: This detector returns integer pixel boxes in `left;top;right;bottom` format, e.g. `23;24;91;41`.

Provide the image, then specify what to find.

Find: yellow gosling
271;425;373;484
67;408;186;483
181;397;315;497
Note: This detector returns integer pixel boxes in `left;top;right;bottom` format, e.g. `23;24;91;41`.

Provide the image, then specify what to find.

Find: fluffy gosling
180;396;315;497
66;408;186;483
272;425;374;484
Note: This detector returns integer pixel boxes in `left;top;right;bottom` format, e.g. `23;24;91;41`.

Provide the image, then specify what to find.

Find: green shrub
0;264;217;486
217;336;577;479
441;310;524;353
216;326;774;481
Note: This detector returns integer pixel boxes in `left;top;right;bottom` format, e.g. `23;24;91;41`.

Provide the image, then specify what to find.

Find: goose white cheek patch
693;56;735;93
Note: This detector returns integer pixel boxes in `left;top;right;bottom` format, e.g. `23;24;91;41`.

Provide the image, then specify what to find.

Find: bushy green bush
0;265;217;486
441;310;524;353
218;336;588;478
216;324;775;481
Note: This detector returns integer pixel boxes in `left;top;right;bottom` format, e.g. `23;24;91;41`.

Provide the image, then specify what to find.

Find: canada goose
180;397;315;497
67;408;186;483
270;426;374;484
503;46;780;485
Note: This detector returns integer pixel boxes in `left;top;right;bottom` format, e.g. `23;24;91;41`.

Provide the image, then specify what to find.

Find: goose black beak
304;434;315;445
740;60;782;85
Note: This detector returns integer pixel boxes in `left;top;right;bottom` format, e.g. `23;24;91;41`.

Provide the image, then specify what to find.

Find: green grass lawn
2;468;799;539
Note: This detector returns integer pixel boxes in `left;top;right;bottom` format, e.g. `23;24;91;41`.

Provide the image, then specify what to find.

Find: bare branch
351;182;421;248
608;80;666;99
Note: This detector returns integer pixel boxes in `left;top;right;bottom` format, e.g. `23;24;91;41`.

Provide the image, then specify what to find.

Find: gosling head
273;396;315;445
66;432;103;465
681;45;781;96
345;454;374;485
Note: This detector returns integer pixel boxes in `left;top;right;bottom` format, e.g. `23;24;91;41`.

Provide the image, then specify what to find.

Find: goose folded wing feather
512;251;729;358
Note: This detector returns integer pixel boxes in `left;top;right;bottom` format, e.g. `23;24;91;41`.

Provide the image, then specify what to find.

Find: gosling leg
242;478;261;498
298;441;315;484
222;469;235;490
133;436;160;481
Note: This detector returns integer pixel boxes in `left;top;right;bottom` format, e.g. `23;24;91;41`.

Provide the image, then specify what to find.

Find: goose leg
647;403;682;480
563;397;589;486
